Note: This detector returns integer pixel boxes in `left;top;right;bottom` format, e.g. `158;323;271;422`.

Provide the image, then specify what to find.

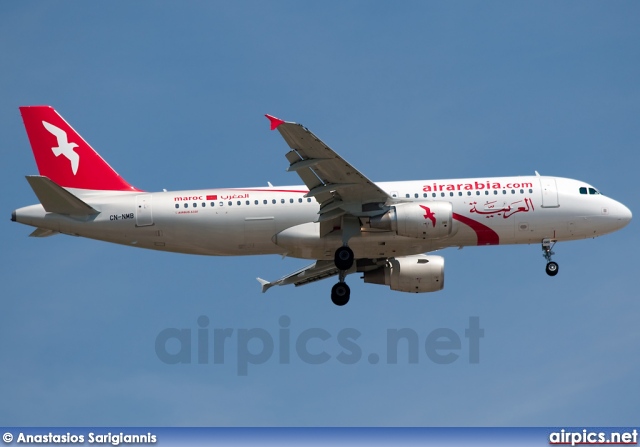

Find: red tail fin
19;106;140;191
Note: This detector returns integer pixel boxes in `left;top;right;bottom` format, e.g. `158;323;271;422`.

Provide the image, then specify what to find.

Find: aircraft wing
266;115;392;224
257;260;357;293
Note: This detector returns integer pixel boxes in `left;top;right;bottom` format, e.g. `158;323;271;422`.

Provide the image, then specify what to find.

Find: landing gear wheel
334;246;354;271
331;282;351;306
546;261;559;276
541;239;559;277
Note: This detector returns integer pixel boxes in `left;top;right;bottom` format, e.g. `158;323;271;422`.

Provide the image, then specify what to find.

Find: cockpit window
580;186;601;195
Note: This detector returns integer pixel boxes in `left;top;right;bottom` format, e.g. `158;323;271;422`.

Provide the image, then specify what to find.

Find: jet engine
363;255;444;293
369;202;453;239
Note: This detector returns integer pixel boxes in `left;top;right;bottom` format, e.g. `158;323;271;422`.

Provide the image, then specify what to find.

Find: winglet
265;114;285;131
256;277;273;293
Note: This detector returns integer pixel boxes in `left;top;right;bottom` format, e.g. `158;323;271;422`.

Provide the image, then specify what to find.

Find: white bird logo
42;121;80;175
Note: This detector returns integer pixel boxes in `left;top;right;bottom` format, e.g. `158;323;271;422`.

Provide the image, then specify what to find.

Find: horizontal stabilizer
25;175;98;216
29;227;59;237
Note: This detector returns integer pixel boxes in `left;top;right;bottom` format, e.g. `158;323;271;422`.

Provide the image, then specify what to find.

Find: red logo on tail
419;205;436;227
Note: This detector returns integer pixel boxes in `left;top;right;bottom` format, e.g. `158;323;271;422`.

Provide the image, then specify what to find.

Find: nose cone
616;202;632;228
609;200;632;231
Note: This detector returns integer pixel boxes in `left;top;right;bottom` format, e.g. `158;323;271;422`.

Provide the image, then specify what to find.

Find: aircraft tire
334;246;354;271
331;282;350;306
545;261;559;276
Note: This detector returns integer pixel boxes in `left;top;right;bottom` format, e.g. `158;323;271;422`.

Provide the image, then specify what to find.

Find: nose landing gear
542;238;559;276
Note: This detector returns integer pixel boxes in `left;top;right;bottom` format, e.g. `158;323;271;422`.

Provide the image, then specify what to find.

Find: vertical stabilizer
19;106;140;191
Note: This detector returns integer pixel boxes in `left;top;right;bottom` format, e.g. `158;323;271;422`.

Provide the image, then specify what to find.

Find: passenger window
307;198;312;202
272;199;276;204
458;192;462;196
184;203;188;208
503;190;507;195
281;199;285;204
263;200;267;205
298;198;303;203
450;192;454;197
511;190;515;194
520;189;524;194
211;202;215;207
476;191;480;196
415;193;419;198
228;201;232;206
423;193;428;198
485;191;489;195
255;200;259;205
202;202;206;207
493;190;498;195
528;189;533;193
441;192;445;197
193;203;197;208
432;193;436;198
219;202;224;207
175;204;179;209
237;201;241;206
405;194;410;198
467;191;471;196
290;198;294;203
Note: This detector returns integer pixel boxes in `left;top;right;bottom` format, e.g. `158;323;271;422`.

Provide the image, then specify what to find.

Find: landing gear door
539;177;559;208
136;195;154;226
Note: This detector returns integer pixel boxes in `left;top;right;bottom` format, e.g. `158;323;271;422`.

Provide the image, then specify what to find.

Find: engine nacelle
369;202;453;239
363;255;445;293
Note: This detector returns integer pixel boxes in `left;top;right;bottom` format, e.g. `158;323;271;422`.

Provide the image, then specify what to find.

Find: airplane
12;106;632;306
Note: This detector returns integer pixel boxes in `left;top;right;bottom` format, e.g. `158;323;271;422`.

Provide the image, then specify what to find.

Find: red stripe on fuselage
452;213;500;245
228;189;309;194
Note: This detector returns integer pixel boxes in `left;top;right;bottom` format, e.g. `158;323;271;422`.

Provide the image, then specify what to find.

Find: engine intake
363;255;445;293
369;201;453;239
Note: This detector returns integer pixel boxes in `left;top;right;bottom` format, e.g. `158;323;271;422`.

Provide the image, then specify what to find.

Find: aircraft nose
610;201;632;230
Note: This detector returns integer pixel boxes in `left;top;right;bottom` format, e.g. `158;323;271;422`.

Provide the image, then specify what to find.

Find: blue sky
1;1;638;426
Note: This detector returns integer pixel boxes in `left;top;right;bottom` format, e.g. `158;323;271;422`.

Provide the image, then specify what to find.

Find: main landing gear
334;246;354;270
331;280;350;306
542;238;559;277
332;245;354;306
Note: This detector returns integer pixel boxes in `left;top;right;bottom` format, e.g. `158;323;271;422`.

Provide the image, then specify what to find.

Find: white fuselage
14;175;632;260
